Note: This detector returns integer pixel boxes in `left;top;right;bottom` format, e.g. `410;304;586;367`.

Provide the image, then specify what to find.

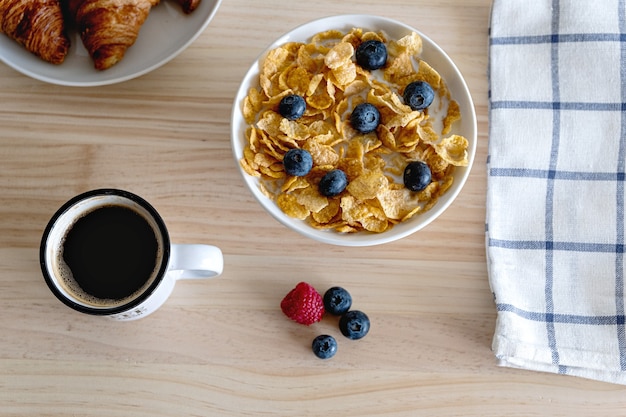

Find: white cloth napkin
487;0;626;384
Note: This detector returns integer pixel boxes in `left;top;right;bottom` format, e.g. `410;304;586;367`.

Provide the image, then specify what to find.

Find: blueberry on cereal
355;40;387;70
283;148;313;177
403;81;435;111
319;169;348;197
403;161;432;192
279;94;306;120
350;103;380;134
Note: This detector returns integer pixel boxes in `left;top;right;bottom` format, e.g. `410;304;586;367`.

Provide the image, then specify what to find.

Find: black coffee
61;204;159;302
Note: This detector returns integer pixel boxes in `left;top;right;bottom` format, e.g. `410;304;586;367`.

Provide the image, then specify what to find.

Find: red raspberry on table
280;282;325;325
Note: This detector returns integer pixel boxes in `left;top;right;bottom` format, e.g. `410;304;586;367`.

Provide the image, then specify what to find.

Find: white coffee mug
40;189;223;321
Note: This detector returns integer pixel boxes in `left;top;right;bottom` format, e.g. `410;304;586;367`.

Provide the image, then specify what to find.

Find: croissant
0;0;70;64
66;0;159;70
172;0;199;14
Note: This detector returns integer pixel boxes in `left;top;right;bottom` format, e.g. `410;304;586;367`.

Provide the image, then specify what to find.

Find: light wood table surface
2;0;626;415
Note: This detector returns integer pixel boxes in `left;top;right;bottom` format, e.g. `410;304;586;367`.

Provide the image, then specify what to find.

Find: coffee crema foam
52;207;164;309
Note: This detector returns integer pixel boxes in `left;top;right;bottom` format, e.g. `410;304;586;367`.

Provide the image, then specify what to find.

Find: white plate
231;14;477;247
0;0;222;86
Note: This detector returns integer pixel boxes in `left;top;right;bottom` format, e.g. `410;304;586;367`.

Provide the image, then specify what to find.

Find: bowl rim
231;14;477;246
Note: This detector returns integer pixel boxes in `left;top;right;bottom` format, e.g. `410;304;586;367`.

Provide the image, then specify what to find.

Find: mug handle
168;244;223;280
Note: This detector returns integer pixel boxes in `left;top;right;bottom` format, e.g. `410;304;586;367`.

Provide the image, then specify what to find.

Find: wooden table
2;0;625;415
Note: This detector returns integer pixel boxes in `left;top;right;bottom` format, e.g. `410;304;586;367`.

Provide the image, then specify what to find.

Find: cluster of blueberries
312;286;370;359
278;39;435;196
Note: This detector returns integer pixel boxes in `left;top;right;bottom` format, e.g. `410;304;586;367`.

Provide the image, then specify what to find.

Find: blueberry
312;335;337;359
350;103;380;134
323;287;352;316
403;161;432;192
339;310;370;340
403;81;435;111
283;148;313;176
355;40;387;70
319;169;348;197
278;94;306;120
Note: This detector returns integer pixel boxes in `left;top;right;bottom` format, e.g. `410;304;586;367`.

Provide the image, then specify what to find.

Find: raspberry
280;282;325;325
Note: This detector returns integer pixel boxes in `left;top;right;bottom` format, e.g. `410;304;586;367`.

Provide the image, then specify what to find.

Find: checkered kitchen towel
487;0;626;384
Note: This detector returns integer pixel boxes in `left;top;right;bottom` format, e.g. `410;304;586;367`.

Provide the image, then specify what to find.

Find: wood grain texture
1;0;625;415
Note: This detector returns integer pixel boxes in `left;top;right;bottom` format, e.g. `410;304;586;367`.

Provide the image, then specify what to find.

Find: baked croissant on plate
173;0;199;14
66;0;159;70
0;0;70;64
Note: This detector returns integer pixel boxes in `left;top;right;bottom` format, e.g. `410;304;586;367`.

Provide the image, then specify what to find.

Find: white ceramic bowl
0;0;222;86
231;14;477;246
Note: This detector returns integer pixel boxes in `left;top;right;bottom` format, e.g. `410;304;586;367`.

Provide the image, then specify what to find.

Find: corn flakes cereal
239;28;470;234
